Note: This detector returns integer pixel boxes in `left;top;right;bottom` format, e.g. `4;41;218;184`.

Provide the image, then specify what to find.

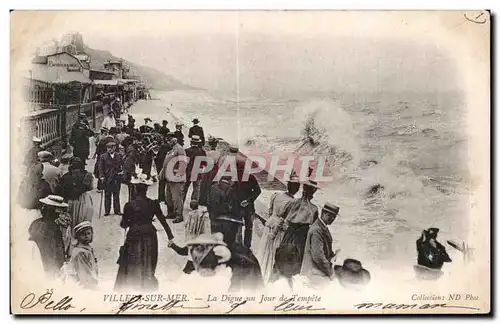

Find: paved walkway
83;100;269;291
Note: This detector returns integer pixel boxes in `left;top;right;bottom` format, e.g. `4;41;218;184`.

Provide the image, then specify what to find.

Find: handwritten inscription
116;295;209;314
20;289;76;311
354;302;481;311
274;297;325;312
464;12;488;24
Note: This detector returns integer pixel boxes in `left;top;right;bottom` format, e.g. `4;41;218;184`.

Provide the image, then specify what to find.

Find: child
168;200;211;274
68;221;99;289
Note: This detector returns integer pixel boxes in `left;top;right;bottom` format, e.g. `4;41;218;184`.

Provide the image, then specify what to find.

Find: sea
136;89;471;282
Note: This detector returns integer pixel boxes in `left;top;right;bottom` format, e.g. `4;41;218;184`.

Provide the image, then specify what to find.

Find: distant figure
70;113;95;165
160;120;170;138
98;142;123;216
188;118;205;147
24;136;43;168
182;135;207;204
68;221;99;290
101;111;117;131
112;98;122;119
300;203;340;288
38;151;62;194
174;122;185;147
416;228;452;270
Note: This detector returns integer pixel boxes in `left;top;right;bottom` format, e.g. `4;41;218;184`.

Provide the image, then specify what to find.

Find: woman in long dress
28;195;69;279
114;172;174;292
255;174;300;283
272;179;320;281
57;157;94;255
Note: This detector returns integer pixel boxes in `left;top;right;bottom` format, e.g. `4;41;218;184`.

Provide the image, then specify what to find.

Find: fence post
60;106;68;151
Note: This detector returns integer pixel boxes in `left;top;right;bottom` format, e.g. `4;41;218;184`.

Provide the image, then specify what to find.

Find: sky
20;11;476;97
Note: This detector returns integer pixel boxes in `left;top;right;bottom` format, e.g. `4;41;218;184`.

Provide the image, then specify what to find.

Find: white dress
254;192;296;283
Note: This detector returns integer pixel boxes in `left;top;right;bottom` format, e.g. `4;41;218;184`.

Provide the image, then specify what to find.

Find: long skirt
254;215;286;283
65;192;94;254
114;228;159;292
272;223;310;279
28;219;65;278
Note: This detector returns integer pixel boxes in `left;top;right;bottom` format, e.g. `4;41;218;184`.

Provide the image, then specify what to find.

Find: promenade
84;99;269;290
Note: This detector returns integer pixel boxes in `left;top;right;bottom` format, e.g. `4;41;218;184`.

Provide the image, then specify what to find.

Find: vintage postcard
10;10;490;315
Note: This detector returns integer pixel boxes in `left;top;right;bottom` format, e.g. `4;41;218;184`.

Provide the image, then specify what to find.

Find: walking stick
98;189;104;219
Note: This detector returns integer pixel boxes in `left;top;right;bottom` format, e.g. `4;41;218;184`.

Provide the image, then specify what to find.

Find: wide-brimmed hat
32;136;42;143
37;150;53;162
323;202;340;215
106;141;117;147
144;117;152;122
39;195;68;208
73;221;93;237
190;135;202;144
334;259;371;286
192;118;200;124
187;233;227;246
302;178;321;189
79;113;87;118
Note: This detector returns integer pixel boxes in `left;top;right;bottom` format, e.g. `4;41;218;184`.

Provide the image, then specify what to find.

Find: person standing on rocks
70;113;95;166
159;135;187;223
188;118;205;147
98;142;123;216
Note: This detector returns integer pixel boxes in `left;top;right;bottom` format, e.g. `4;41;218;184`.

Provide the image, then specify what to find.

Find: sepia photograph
9;10;490;315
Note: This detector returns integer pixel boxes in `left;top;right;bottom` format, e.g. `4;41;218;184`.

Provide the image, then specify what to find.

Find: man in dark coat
98;141;123;215
155;135;173;203
188;118;205;147
182;135;207;204
208;176;242;235
24;136;43;168
416;228;452;269
70;113;95;165
300;202;339;288
160;120;170;137
232;158;262;248
122;134;141;202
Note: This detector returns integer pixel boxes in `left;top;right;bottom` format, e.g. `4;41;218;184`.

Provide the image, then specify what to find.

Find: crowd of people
16;107;456;293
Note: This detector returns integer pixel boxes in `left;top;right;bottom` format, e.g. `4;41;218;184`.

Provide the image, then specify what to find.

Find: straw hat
106;141;117;147
186;233;227;246
73;221;93;237
79;113;87;118
190;135;202;144
323;202;340;215
37;151;53;162
302;178;321;189
39;195;69;208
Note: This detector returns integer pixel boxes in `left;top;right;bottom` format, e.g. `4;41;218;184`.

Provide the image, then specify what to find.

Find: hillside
83;46;201;91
